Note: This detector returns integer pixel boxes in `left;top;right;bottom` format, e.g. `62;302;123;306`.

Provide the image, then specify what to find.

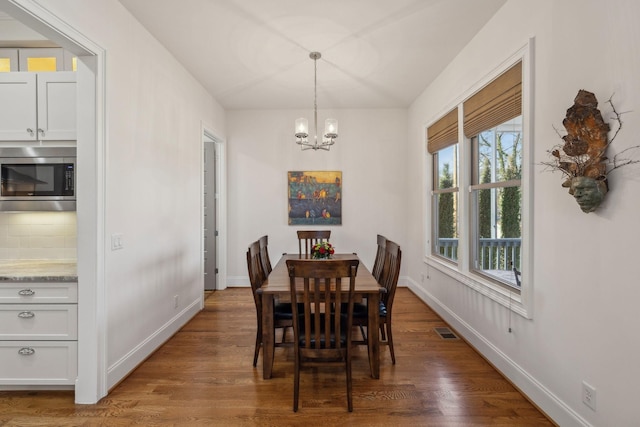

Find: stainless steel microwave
0;147;76;211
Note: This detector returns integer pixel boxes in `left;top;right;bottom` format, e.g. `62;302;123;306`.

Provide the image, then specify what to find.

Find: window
465;60;522;290
426;49;530;313
433;144;459;261
470;117;522;288
428;108;459;263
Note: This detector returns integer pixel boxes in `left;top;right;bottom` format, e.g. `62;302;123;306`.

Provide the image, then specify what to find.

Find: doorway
203;132;217;290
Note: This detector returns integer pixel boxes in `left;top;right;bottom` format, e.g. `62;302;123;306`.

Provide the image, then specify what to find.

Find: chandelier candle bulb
295;118;309;138
325;119;338;138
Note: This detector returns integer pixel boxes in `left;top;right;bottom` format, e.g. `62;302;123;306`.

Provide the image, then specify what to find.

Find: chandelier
295;52;338;151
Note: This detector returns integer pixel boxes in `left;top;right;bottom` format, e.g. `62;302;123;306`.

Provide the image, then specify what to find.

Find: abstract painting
288;171;342;225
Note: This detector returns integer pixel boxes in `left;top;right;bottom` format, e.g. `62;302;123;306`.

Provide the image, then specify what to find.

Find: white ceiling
118;0;507;110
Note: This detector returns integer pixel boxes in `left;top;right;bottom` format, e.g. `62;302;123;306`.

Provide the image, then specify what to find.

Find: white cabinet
0;341;78;385
0;48;75;72
0;48;19;72
0;281;78;386
0;72;76;141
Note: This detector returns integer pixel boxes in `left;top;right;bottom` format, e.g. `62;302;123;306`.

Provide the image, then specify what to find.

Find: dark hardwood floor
0;288;554;426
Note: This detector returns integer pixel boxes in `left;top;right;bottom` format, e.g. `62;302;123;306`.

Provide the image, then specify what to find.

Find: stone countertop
0;260;78;282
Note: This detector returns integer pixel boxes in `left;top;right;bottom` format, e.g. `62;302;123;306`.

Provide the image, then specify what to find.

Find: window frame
425;39;534;319
469;124;522;289
431;145;460;265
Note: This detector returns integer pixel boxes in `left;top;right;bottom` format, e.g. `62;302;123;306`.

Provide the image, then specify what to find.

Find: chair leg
346;357;353;412
385;320;396;364
293;358;300;412
358;325;367;341
253;319;262;367
253;330;261;367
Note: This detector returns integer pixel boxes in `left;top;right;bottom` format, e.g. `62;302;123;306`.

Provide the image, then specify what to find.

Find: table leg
367;292;380;379
261;293;275;379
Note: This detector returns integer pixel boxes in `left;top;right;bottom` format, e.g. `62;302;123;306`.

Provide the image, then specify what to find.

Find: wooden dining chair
258;235;272;280
372;234;387;282
297;230;331;258
286;258;359;412
352;239;401;364
247;240;293;367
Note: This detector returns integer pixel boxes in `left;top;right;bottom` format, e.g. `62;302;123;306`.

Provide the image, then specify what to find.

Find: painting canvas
288;171;342;225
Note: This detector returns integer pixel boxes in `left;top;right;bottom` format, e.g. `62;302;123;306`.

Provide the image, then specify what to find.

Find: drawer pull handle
18;289;35;296
18;311;35;319
18;347;35;356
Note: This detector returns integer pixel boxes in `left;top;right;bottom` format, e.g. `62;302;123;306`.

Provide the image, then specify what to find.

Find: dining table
258;253;384;380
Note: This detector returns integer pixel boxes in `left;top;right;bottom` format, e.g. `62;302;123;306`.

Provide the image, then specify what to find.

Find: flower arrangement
311;241;335;259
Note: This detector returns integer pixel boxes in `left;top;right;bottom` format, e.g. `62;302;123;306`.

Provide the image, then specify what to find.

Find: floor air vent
434;327;459;340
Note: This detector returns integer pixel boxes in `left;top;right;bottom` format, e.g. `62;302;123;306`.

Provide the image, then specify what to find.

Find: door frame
202;125;227;292
1;0;107;404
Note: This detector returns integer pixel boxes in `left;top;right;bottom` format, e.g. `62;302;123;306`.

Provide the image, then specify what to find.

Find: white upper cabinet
0;72;76;141
18;48;65;72
0;48;19;72
0;72;37;140
36;72;76;141
1;48;76;73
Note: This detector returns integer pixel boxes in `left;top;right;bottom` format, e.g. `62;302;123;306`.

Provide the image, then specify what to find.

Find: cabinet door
18;48;64;72
0;282;78;304
0;49;19;72
0;304;78;340
0;341;77;385
0;73;37;141
36;72;76;140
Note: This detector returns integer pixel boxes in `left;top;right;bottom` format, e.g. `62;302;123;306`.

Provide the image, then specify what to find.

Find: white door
203;135;217;290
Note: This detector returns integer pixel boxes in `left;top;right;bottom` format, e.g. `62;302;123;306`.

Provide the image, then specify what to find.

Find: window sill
425;255;531;319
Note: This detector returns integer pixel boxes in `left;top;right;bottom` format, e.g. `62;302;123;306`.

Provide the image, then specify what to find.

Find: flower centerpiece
311;241;335;259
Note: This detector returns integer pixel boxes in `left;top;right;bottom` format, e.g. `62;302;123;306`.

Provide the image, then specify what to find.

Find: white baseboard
406;279;591;427
106;297;202;390
226;276;250;287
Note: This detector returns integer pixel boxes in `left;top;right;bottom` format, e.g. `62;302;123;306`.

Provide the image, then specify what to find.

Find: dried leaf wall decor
558;90;609;183
543;89;639;213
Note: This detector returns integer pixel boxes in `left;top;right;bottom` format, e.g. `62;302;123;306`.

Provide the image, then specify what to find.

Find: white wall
226;108;407;283
27;0;226;391
407;0;640;426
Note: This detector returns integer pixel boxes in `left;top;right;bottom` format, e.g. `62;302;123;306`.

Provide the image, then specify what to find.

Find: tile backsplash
0;212;76;260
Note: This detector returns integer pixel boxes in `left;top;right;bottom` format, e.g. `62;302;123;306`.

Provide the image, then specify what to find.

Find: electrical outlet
582;381;596;411
174;295;179;309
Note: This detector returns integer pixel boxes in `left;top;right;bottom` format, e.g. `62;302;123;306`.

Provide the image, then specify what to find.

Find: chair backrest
258;235;272;279
286;259;358;358
246;240;264;312
379;240;401;313
372;234;387;283
297;230;331;258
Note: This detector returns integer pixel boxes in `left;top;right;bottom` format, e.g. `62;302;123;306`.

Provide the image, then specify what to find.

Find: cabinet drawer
0;282;77;304
0;341;77;385
0;304;77;340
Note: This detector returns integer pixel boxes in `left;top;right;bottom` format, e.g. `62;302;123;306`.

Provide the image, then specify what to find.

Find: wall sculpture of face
569;176;608;213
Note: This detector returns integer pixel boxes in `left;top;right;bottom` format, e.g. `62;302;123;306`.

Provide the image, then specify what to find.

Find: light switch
111;233;124;250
